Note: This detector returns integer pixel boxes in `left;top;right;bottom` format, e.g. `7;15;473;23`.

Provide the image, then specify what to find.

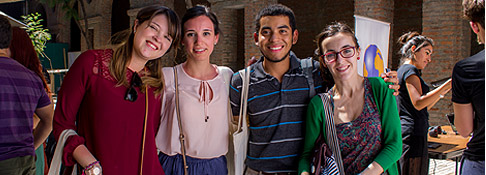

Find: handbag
48;129;78;175
317;93;346;175
310;134;339;175
174;67;189;175
227;66;250;175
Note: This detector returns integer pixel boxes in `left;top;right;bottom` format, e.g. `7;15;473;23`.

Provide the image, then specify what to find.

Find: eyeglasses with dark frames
321;46;356;63
124;72;142;102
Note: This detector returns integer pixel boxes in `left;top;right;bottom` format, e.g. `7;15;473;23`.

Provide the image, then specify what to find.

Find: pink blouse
156;64;233;158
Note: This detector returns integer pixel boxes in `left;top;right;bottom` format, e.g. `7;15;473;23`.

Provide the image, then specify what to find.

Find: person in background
396;31;451;175
453;0;484;174
0;15;53;175
53;5;180;175
229;4;399;174
298;22;402;175
155;5;233;175
9;26;52;175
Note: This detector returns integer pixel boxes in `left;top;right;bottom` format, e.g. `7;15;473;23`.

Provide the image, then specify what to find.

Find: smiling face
321;32;360;81
182;15;219;62
132;14;173;63
255;15;298;62
412;45;433;69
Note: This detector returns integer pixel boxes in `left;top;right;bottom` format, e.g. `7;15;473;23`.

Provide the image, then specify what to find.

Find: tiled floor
429;158;460;175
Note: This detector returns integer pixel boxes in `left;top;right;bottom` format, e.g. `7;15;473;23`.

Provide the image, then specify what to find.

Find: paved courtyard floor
429;158;460;175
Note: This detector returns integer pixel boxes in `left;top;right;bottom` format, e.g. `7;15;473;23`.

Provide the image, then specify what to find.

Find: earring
357;57;360;60
214;43;217;45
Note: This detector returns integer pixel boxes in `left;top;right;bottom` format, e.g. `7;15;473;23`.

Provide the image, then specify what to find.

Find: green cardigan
298;77;402;175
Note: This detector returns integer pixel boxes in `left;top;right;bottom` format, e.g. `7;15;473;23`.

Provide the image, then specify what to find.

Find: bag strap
139;85;148;175
301;58;316;98
237;66;251;132
319;93;345;175
174;67;189;175
48;129;78;175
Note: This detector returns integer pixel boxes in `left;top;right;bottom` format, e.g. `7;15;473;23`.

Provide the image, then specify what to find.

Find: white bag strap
320;93;345;175
237;66;250;132
48;129;78;175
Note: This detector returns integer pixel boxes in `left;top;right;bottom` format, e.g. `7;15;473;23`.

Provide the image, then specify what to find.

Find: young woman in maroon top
53;5;181;175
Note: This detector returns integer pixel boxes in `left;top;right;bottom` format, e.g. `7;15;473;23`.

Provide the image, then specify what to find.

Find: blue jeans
461;157;485;175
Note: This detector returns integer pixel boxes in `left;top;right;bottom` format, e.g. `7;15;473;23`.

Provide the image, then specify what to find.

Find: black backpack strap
301;57;316;98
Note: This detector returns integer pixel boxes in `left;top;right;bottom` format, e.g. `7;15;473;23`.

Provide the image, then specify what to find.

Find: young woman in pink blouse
155;5;233;175
53;5;181;175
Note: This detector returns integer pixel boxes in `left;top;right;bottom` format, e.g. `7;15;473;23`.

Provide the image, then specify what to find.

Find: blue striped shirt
230;53;327;172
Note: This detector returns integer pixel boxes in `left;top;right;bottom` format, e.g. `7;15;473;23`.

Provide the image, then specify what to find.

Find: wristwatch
86;164;102;175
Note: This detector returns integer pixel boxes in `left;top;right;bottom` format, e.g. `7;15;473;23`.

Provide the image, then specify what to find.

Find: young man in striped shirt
230;4;399;175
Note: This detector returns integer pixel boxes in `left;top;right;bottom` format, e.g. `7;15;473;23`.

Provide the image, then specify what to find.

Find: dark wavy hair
10;27;50;93
463;0;485;28
182;5;221;35
255;4;297;34
397;31;434;65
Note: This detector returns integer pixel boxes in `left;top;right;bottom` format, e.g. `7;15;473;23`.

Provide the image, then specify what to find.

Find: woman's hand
359;161;384;175
381;70;400;96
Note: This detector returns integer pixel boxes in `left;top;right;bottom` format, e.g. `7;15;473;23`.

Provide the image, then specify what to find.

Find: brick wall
49;0;471;126
422;0;470;126
355;0;394;69
280;0;355;59
211;6;239;69
392;0;423;69
244;0;278;63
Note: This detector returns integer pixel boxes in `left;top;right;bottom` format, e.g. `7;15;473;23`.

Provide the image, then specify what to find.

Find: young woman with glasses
298;22;402;175
53;5;181;175
154;5;233;175
396;31;451;175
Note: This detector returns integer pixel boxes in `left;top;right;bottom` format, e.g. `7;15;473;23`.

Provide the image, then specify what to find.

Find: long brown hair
109;5;181;96
10;27;50;93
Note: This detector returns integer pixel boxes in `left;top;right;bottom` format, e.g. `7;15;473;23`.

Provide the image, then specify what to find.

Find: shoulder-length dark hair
314;22;359;86
10;27;50;93
109;5;181;96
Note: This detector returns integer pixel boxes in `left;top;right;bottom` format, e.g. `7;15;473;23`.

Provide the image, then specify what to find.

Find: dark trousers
0;155;36;175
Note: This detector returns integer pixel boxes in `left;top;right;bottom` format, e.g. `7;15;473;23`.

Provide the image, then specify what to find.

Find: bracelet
82;160;100;175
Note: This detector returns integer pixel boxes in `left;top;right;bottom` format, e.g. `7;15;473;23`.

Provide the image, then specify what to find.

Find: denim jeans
461;157;485;175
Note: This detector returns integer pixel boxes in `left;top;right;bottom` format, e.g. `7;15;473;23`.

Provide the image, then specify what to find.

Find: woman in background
10;26;51;175
396;31;451;175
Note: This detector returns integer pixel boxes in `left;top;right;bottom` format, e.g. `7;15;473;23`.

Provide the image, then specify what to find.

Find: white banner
354;15;390;77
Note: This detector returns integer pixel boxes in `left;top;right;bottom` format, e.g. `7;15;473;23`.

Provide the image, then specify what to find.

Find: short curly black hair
255;4;296;34
0;15;11;49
